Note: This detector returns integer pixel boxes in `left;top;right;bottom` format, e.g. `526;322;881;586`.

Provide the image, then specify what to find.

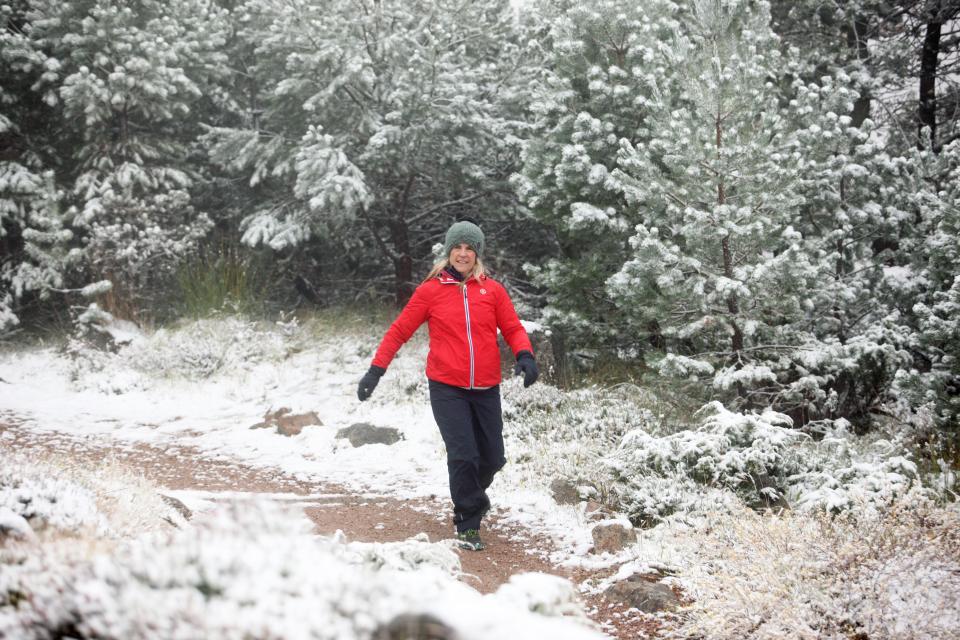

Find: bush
607;402;807;523
674;492;960;640
606;403;931;526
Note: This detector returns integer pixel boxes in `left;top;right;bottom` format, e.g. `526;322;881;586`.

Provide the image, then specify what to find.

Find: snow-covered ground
2;314;959;640
0;316;619;639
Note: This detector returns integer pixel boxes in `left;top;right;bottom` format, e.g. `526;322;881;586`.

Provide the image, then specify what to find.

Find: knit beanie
442;220;485;258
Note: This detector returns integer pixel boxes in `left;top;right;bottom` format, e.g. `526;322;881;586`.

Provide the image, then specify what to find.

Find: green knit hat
443;220;485;258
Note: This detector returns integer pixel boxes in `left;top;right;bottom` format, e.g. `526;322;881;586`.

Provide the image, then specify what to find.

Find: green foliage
176;246;267;318
513;0;682;354
200;0;535;303
607;401;925;526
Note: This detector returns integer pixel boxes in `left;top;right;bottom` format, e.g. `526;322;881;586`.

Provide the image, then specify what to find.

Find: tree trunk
716;115;744;401
844;12;872;128
918;2;942;150
716;119;743;360
388;218;414;306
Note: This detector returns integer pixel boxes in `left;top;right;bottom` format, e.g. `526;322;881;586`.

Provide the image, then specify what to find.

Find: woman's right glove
513;351;539;388
357;365;386;401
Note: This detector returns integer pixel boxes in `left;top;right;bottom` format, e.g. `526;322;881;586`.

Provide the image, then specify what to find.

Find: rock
250;407;323;436
550;478;580;505
584;500;609;521
373;613;458;640
336;422;402;447
591;521;637;554
605;574;680;613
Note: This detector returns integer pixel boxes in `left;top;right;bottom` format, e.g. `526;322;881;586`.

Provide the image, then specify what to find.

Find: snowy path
0;417;659;638
0;333;669;638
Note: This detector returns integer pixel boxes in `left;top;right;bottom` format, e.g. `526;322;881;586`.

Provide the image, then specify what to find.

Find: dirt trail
0;420;659;638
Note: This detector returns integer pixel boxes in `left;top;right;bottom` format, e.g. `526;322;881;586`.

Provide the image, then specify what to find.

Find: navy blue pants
428;379;505;533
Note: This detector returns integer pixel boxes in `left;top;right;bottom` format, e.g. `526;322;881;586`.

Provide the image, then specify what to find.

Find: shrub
674;492;960;640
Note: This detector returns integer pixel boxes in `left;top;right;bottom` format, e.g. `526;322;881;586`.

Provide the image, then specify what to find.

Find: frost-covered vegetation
0;446;600;640
0;452;172;544
675;494;960;640
499;350;960;640
4;0;958;465
4;314;959;639
3;0;960;635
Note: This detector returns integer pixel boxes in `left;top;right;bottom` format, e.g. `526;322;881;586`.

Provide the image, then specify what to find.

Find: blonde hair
424;256;487;285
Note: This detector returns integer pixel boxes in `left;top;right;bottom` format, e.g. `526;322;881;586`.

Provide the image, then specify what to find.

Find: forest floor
0;418;661;639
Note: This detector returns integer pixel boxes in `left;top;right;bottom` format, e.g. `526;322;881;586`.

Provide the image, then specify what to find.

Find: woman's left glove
357;366;386;401
513;351;539;388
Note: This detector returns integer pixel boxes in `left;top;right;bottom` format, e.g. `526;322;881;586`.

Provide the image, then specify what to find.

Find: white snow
0;320;608;638
2;317;957;640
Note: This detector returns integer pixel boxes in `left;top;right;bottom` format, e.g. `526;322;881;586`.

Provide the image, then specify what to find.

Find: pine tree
606;0;824;404
894;139;960;462
512;0;684;358
1;1;75;329
22;0;232;315
204;0;532;304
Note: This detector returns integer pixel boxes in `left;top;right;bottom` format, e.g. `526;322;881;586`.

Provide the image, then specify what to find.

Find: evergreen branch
358;205;399;263
665;191;688;208
407;192;484;225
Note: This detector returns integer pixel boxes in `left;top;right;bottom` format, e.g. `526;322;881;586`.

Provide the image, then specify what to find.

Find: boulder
336;423;402;447
250;407;323;437
605;574;680;613
591;521;637;554
550;478;580;505
373;613;458;640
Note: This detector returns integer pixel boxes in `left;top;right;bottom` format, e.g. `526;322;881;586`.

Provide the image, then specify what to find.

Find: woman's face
449;243;477;275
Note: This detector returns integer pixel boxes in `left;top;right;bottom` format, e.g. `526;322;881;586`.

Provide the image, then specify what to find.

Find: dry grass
1;450;173;558
672;490;960;640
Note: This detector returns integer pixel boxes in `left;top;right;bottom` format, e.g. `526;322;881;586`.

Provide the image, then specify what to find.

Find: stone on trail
159;493;193;523
336;422;402;447
590;521;637;554
604;574;680;613
249;407;323;436
550;478;581;505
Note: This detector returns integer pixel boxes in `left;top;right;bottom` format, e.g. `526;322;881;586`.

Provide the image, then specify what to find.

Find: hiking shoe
456;529;485;551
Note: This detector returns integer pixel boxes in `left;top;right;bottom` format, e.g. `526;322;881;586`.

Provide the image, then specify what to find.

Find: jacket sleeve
494;282;533;357
371;283;431;370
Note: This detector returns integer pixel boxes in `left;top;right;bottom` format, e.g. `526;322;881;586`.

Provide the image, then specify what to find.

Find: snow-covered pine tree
511;0;684;359
893;139;960;463
607;0;822;406
204;0;531;304
766;0;960;436
1;1;77;330
21;0;231;316
773;82;924;427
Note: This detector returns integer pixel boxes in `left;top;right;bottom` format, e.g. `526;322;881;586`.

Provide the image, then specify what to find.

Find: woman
356;219;539;551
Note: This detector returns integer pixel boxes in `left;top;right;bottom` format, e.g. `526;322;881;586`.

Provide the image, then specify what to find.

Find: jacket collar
438;266;486;285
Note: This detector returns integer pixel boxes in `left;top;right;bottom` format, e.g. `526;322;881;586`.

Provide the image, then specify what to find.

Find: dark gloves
513;351;539;388
357;365;386;401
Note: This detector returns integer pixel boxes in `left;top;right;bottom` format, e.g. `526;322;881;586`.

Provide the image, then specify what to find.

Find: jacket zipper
462;284;475;388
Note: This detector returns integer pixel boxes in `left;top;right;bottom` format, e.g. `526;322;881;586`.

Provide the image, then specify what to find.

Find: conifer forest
3;2;960;639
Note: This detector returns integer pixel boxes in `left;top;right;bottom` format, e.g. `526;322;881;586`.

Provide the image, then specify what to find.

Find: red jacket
372;271;533;388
